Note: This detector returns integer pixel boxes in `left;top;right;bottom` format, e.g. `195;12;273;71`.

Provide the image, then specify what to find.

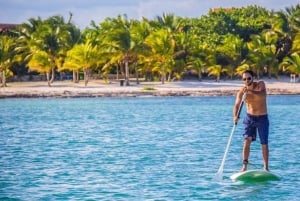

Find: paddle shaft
235;93;246;124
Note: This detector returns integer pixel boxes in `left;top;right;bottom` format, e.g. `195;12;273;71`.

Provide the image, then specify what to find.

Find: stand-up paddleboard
230;170;279;182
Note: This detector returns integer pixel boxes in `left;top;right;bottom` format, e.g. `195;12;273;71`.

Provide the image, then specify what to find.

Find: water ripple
0;96;299;200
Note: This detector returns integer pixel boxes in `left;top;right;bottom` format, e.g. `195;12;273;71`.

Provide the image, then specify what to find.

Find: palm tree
27;50;52;81
280;52;300;81
291;31;300;53
99;15;134;86
39;16;73;85
129;18;151;84
186;57;206;80
246;30;279;78
56;16;82;80
15;17;43;65
217;34;244;79
16;15;76;86
152;13;183;33
207;64;225;82
62;38;101;86
269;11;293;63
0;35;15;87
284;4;300;36
172;23;193;81
145;29;175;84
187;42;211;81
236;63;251;77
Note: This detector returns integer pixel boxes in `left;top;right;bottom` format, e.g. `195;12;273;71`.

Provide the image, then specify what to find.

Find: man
233;70;269;172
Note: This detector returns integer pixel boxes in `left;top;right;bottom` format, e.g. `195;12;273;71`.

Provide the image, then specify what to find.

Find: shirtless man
233;70;269;172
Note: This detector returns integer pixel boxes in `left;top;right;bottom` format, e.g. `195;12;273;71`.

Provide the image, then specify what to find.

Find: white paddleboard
230;170;279;182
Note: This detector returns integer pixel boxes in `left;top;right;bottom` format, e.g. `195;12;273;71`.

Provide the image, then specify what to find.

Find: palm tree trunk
135;62;139;84
162;63;165;84
84;69;89;87
73;71;76;83
125;60;130;86
198;70;202;81
76;71;79;83
72;70;80;83
50;67;55;83
267;66;272;78
1;70;7;87
46;72;51;87
116;64;119;80
167;72;171;82
256;69;260;79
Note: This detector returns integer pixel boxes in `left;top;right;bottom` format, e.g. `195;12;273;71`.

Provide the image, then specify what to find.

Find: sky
1;0;299;29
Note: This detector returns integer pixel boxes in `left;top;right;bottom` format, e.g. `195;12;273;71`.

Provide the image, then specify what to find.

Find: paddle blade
214;124;237;181
214;170;223;181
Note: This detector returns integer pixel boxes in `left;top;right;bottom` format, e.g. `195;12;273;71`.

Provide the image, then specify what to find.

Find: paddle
215;92;247;181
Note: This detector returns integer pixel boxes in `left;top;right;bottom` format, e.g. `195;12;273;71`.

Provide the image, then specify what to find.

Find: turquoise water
0;96;299;200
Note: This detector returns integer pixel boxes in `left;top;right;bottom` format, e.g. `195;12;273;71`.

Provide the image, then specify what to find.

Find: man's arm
233;89;244;123
247;81;266;95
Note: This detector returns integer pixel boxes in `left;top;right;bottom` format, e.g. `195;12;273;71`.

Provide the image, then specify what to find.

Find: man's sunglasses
242;77;252;81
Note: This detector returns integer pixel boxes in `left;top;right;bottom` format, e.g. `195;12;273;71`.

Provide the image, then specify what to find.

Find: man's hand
233;116;239;124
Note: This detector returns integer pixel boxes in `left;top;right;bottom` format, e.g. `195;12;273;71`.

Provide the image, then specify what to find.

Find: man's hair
243;70;254;77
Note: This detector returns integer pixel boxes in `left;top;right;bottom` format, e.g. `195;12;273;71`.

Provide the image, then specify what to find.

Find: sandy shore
0;78;299;98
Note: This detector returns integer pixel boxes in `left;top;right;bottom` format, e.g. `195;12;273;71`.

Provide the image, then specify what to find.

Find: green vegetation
1;4;300;87
142;87;156;91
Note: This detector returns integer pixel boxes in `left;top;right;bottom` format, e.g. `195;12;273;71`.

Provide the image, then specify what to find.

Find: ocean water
0;95;299;201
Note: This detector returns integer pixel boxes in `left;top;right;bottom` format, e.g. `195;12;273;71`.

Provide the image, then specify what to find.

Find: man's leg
241;137;252;171
262;144;269;171
258;115;269;171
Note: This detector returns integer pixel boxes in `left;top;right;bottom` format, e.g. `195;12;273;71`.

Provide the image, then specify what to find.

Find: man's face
242;73;253;86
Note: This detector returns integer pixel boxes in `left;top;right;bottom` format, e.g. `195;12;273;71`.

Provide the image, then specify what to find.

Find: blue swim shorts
243;113;269;144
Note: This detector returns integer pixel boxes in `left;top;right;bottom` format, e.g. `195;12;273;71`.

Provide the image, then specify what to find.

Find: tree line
0;4;300;87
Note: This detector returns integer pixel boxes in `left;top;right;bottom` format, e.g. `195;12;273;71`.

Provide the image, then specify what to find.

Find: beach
0;78;299;98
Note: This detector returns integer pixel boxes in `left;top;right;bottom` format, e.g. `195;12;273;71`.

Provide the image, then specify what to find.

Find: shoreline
0;79;299;98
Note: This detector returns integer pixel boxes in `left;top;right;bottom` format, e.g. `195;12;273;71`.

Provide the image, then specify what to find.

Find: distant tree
247;30;279;78
207;64;225;82
187;42;211;80
292;32;300;53
100;15;136;86
217;34;244;79
280;52;300;81
129;18;151;83
145;29;175;84
62;38;101;86
27;50;52;81
16;14;78;86
0;35;15;87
